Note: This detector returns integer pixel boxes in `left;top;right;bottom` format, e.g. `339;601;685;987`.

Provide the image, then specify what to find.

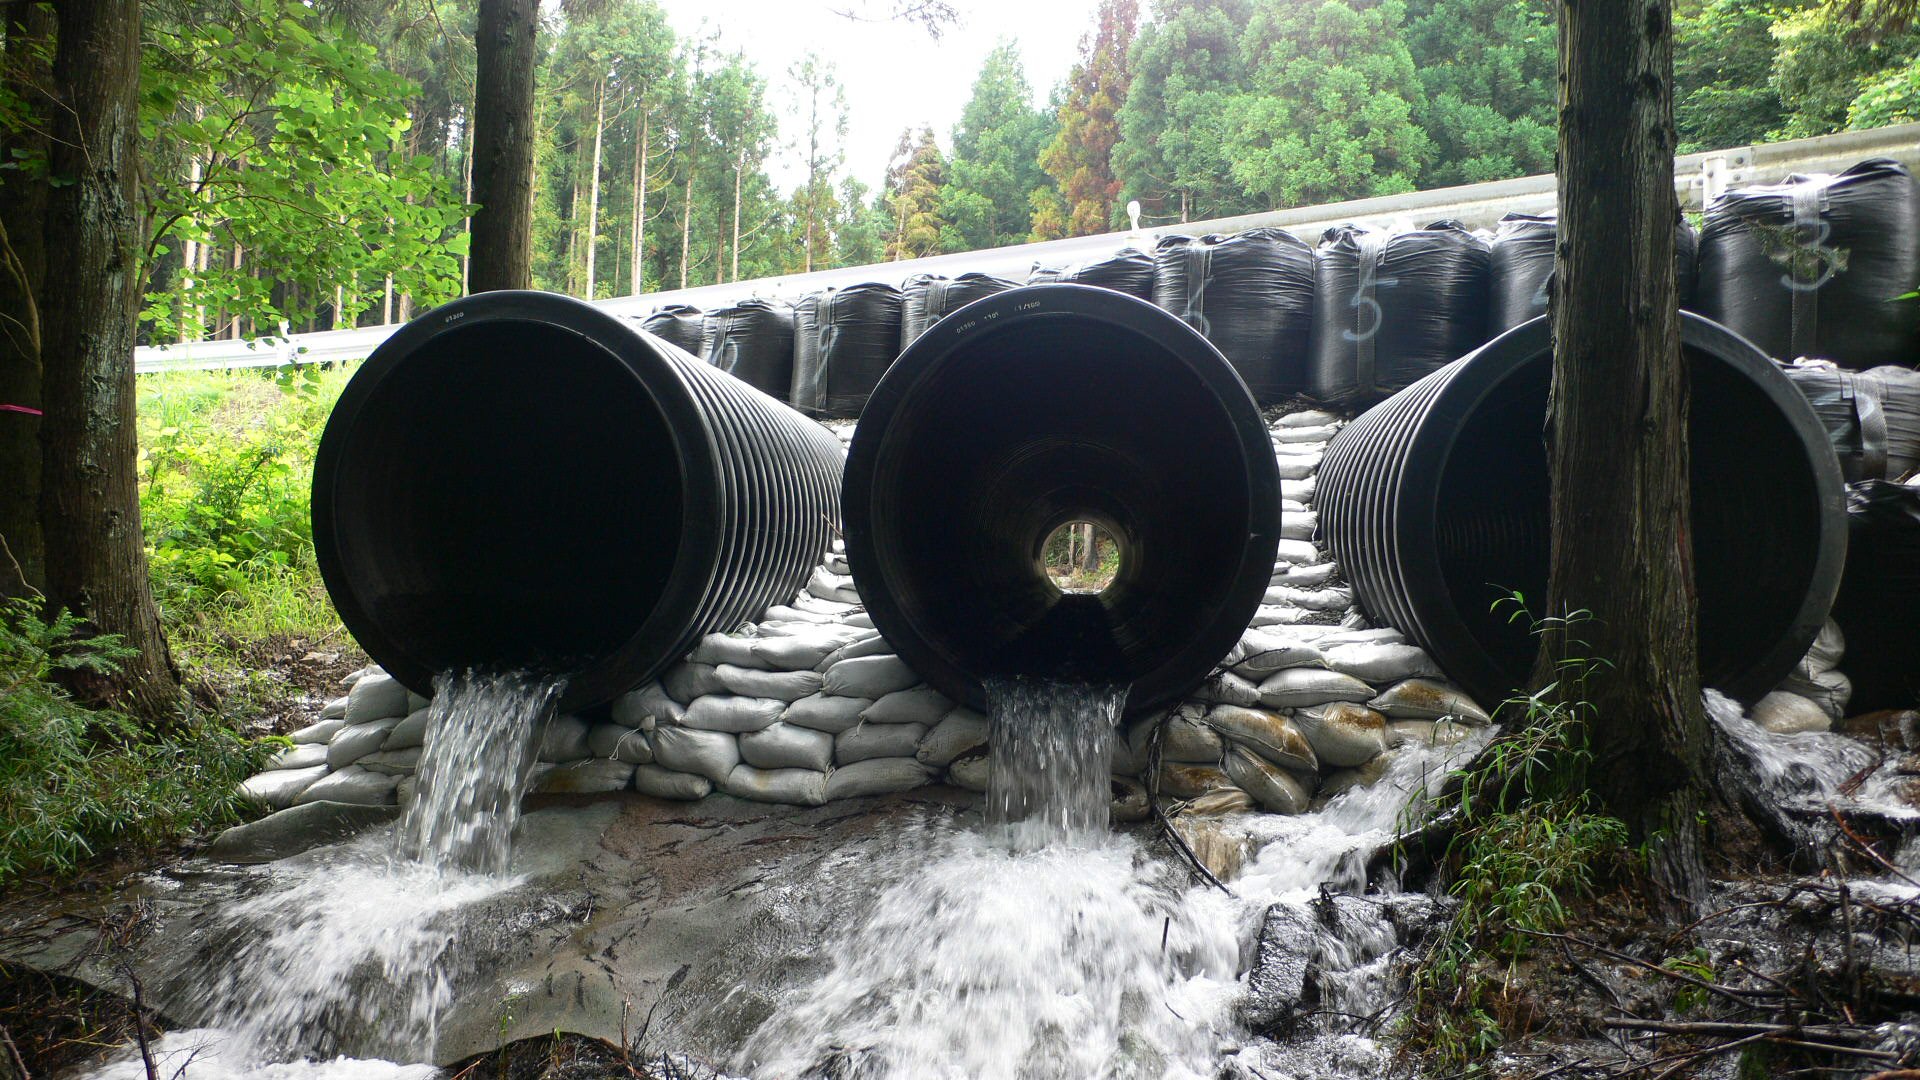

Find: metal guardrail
134;122;1920;375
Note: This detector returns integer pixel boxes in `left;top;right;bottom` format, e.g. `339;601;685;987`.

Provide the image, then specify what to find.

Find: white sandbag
538;715;593;762
1276;409;1341;428
535;758;635;794
807;567;861;605
240;765;329;810
345;673;411;724
1392;718;1474;747
844;612;877;629
1203;705;1317;773
663;661;728;703
739;722;836;772
719;763;828;805
406;691;430;712
1223;747;1311;814
1801;618;1846;675
947;750;990;792
340;664;378;688
714;663;824;702
783;693;874;734
1293;702;1393;768
632;763;713;801
650;726;741;782
1248;605;1321;628
1113;776;1155;822
836;722;929;764
793;591;858;614
587;722;655;764
816;632;892;671
1275;421;1339;441
611;681;684;729
1130;708;1225;764
1752;690;1832;735
1156;762;1237;799
691;632;762;669
1274;456;1317;481
824;758;932;801
823;552;851;575
1314;627;1406;648
1179;787;1256;816
1110;727;1146;776
682;695;787;734
1257;667;1374;708
917;709;991;767
1783;666;1852;721
1269;563;1336;589
320;696;349;720
290;717;346;745
752;624;869;670
1322;642;1442;684
328;717;400;770
268;743;329;771
863;685;954;726
1283;476;1315;502
823;654;920;698
764;604;838;624
1193;671;1263;707
1275;539;1320;565
1230;628;1326;677
1369;679;1492;724
296;765;399;807
358;748;420;776
1264;585;1351;611
383;709;429;750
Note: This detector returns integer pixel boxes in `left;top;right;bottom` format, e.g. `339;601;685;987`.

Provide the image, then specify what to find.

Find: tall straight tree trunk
461;102;475;293
1540;0;1709;901
467;0;538;293
585;76;605;299
631;109;648;295
679;172;692;290
39;0;181;716
0;1;52;599
731;151;743;283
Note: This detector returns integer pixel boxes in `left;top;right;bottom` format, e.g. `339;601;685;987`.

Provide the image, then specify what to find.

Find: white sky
656;0;1103;192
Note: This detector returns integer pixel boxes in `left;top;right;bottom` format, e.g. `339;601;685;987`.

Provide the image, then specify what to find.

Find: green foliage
1115;0;1260;223
1404;0;1556;186
1223;0;1432;208
1400;601;1632;1072
1769;6;1920;137
0;598;261;884
939;43;1056;251
1038;0;1140;238
1675;0;1798;151
139;0;469;341
883;127;950;259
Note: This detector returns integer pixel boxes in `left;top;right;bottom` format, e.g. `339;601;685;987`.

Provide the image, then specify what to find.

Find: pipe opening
1041;519;1122;596
845;286;1281;716
321;320;686;686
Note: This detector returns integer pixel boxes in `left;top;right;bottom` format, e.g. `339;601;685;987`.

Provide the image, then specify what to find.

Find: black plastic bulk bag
1697;158;1920;369
1309;221;1492;408
1830;480;1920;712
1487;214;1701;335
701;298;796;402
900;272;1019;350
790;283;904;419
1783;361;1920;483
1028;247;1157;300
1150;228;1316;405
639;304;706;356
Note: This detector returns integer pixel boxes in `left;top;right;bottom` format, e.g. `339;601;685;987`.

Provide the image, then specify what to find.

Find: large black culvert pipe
842;284;1282;718
313;291;845;712
1319;312;1847;711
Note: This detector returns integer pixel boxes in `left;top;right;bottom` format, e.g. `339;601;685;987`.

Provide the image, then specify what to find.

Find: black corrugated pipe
842;284;1283;718
312;291;845;712
1319;312;1847;710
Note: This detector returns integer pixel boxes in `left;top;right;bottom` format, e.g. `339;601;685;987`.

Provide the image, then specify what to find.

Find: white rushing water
738;678;1491;1080
82;670;564;1080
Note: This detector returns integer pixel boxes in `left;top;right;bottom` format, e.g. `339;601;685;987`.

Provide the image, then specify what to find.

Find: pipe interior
1433;347;1823;693
328;322;685;679
864;318;1256;690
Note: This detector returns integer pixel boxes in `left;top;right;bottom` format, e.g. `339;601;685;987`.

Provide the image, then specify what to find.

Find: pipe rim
843;283;1283;716
1387;312;1848;708
312;290;726;711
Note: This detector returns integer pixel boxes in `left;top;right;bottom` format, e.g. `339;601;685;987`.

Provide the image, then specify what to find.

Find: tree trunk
585;75;605;300
631;109;648;295
467;0;537;293
679;171;692;290
38;0;181;717
0;1;52;599
1540;0;1709;903
730;151;742;283
461;102;475;293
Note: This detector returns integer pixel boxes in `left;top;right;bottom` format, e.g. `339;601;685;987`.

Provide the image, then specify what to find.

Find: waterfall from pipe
81;670;563;1080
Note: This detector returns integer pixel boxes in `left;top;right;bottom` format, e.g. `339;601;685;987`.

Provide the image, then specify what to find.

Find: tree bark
730;151;742;283
585;75;604;299
1541;0;1710;903
38;0;181;717
630;108;648;295
467;0;538;293
0;1;52;600
678;171;692;290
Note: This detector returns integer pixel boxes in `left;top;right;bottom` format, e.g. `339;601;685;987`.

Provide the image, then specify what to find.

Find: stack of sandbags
244;668;427;810
638;304;707;356
791;283;905;419
1487;212;1700;336
1309;221;1491;409
1027;247;1157;300
1696;159;1920;369
1781;360;1920;483
700;298;796;401
899;272;1019;350
1152;228;1317;405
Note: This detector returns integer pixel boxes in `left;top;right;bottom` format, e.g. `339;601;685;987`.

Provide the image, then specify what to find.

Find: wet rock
296;765;399;807
206;801;398;864
1173;816;1250;880
1840;709;1920;750
239;765;329;810
1243;894;1448;1036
